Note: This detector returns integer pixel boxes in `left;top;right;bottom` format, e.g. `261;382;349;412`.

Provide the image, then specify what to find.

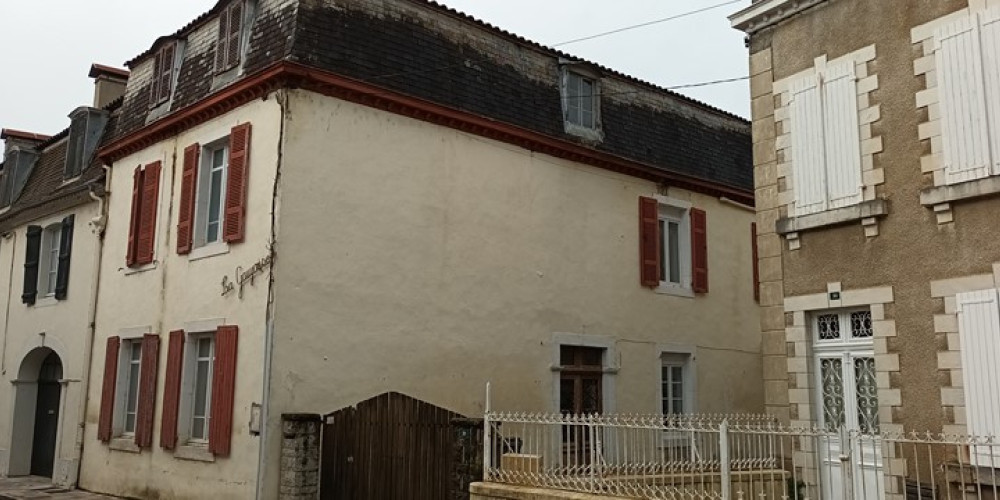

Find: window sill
655;284;694;298
175;444;215;463
189;242;230;262
920;175;1000;207
775;199;888;236
563;122;604;143
550;364;620;374
109;438;140;454
124;262;158;276
34;295;59;308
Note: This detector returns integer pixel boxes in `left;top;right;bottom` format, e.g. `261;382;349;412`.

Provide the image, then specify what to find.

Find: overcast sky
0;0;751;140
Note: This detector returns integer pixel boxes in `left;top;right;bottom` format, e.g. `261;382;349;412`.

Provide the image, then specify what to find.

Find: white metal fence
482;411;1000;500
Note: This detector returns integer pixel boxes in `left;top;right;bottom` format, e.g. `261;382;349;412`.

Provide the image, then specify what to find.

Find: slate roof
111;0;752;193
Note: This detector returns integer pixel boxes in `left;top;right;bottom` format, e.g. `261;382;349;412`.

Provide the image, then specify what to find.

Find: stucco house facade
0;65;126;487
77;0;760;498
732;0;1000;450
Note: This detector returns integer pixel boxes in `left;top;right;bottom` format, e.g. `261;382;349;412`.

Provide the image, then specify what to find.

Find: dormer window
149;43;177;108
215;1;245;73
560;66;603;140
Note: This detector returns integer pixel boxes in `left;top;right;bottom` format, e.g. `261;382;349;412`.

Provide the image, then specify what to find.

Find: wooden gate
321;392;478;500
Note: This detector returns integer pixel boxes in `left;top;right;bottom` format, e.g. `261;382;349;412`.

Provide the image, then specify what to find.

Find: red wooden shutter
97;336;120;443
135;334;160;448
137;161;161;265
215;7;230;70
149;50;162;106
223;123;251;243
691;208;708;294
751;223;760;302
638;196;660;287
226;2;243;68
177;144;200;254
126;166;143;267
159;44;175;103
209;325;239;456
160;330;185;450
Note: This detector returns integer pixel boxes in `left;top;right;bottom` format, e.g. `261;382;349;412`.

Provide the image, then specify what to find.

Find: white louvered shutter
822;61;863;209
980;7;1000;175
956;288;1000;465
790;74;828;216
936;16;993;184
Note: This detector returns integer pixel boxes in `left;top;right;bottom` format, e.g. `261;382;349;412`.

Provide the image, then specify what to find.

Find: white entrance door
813;310;884;500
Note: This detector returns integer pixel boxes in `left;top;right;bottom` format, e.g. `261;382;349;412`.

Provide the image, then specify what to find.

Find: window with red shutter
135;334;160;448
97;337;120;443
639;197;659;287
691;208;708;294
136;161;161;266
209;325;239;456
160;330;185;450
126;166;143;267
177;144;200;254
224;123;251;243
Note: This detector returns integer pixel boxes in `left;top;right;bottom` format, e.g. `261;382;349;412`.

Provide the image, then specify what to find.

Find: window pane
668;221;680;283
194;360;210;417
198;338;212;358
658;220;666;282
192;417;205;440
125;413;136;433
560;378;575;414
817;314;840;340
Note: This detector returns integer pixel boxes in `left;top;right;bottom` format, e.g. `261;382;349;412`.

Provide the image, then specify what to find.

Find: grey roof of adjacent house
112;0;753;194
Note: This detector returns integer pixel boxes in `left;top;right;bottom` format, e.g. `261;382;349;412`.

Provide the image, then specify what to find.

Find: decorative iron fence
482;410;1000;500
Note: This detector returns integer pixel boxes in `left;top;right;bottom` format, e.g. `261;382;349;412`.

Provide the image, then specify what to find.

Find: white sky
0;0;751;139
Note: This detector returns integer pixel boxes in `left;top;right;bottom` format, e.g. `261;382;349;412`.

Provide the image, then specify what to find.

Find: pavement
0;477;119;499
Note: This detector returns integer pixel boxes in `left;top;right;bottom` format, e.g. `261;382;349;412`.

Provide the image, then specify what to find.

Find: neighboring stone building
732;0;1000;493
77;0;759;498
0;65;126;487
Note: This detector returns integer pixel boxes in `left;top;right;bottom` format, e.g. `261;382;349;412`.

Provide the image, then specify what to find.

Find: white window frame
560;66;603;140
179;332;216;445
810;309;878;433
38;224;61;297
193;139;229;252
113;338;143;437
660;352;694;416
654;197;692;297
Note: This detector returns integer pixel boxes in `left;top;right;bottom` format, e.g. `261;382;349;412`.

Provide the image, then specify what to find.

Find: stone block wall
280;413;322;500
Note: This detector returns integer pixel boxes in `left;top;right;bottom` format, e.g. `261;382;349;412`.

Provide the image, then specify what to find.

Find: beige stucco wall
77;96;282;500
0;200;101;486
747;0;1000;435
259;89;763;497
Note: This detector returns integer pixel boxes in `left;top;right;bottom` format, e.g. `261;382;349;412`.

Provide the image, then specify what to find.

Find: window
149;43;177;108
931;9;1000;185
661;353;692;415
559;345;604;416
564;72;598;129
788;60;863;216
197;143;228;247
39;225;61;296
216;1;245;72
639;196;708;294
955;288;1000;464
187;334;216;442
117;340;143;436
811;310;878;434
126;162;161;267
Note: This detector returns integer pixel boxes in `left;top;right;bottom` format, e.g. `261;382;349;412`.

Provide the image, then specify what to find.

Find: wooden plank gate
320;392;482;500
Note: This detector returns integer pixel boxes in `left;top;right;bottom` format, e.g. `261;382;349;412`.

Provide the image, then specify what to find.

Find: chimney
88;63;129;108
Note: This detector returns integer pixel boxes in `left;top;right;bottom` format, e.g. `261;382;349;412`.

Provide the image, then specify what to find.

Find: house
78;0;760;498
0;64;126;486
732;0;1000;496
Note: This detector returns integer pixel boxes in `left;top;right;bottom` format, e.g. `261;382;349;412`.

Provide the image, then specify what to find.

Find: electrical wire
551;0;745;47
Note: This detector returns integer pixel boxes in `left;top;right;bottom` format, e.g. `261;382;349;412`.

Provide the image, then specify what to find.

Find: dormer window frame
149;42;180;109
215;1;248;74
559;63;604;142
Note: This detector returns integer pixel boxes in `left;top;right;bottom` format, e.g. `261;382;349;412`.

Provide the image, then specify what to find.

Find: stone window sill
124;261;158;276
920;175;1000;207
109;438;140;454
175;444;215;463
654;284;695;299
776;199;888;236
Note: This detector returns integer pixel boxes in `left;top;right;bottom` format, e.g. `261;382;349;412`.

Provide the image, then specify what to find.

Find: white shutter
790;74;828;216
956;288;1000;465
822;61;863;209
980;7;1000;175
935;16;993;184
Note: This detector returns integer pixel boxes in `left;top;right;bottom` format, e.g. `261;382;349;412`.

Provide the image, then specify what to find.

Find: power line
551;0;744;47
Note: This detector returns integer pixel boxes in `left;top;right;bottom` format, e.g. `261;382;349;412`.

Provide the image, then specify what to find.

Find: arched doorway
9;348;63;478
